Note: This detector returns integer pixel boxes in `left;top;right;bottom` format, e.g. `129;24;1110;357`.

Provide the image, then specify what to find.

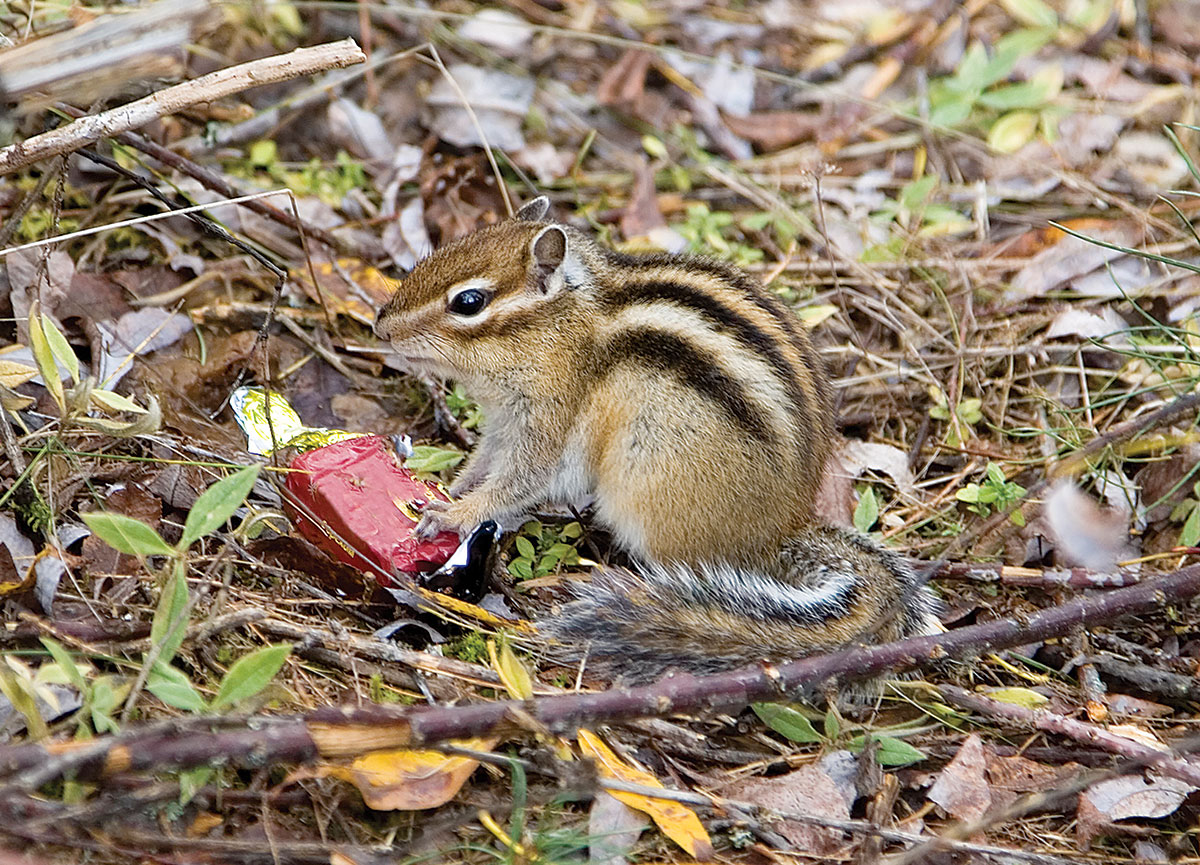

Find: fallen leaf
425;63;533;152
578;729;713;859
620;160;666;240
1078;773;1197;849
1005;224;1141;301
722;759;852;854
928;733;991;823
589;790;649;865
721;110;822;152
323;737;499;811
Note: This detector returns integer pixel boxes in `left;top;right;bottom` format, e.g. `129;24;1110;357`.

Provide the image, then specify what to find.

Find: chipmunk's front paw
414;499;454;538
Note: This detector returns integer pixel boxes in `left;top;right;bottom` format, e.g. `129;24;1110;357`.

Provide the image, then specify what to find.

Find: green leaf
179;766;214;806
751;702;824;743
26;303;64;411
898;175;937;210
146;663;207;712
89;677;125;733
847;735;926;766
82;512;174;557
211;644;292;712
1181;503;1200;547
39;638;87;692
948;41;990;92
853;487;879;534
405;446;465;474
516;536;536;559
249;139;277;168
40;314;79;385
149;569;190;667
641;134;669;160
989;111;1039;153
998;0;1057;28
90;389;148;414
181;465;261;549
508;558;533;580
977;81;1051;111
822;709;840;741
956;485;982;504
561;522;583;540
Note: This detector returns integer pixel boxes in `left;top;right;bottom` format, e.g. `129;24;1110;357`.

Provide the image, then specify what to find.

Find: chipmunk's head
373;196;597;386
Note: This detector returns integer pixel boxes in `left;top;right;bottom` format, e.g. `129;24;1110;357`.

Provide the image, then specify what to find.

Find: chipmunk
374;196;941;683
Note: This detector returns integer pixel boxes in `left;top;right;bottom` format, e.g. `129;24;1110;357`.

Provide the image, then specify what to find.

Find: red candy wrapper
283;434;460;585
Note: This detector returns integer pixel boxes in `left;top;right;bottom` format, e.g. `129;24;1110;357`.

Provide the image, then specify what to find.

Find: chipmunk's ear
529;225;571;295
515;195;551;222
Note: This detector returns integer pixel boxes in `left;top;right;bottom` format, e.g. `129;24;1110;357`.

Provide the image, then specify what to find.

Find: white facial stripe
446;277;495;304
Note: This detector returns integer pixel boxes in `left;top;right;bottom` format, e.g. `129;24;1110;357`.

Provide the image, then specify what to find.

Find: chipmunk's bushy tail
539;526;942;686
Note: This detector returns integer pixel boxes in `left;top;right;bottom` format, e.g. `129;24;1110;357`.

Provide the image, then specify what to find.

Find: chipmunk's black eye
448;287;491;316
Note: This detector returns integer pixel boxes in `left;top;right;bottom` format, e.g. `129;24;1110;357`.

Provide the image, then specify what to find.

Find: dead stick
1;564;1198;785
940;685;1200;787
0;39;365;175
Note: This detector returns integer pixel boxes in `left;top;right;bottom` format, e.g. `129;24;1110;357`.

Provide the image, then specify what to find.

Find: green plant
750;702;926;767
471;760;591;865
21;304;161;437
675;203;764;267
927;384;983;447
956;462;1028;526
406;444;465;477
868;176;972;246
446;382;483;430
1170;480;1200;548
82;465;290;715
853;485;880;535
925;27;1064;152
507;520;583;581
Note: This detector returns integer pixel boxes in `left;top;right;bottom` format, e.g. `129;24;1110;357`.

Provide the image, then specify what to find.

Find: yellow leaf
988;111;1039;154
578;729;713;859
983;687;1049;709
489;636;533;700
326;737;499;811
26;301;63;411
795;304;838;327
0;359;37;389
90;389;148;414
291;258;396;326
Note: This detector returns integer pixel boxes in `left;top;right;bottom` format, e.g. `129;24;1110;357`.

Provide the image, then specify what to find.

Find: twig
1;565;1199;786
940;683;1200;788
0;39;365;175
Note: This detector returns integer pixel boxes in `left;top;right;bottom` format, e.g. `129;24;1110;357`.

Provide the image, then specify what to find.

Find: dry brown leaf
1077;773;1197;849
620;160;666;240
722;110;823;152
927;733;991;823
722;761;851;854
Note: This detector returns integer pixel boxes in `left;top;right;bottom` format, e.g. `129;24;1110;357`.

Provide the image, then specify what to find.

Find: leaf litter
0;0;1199;862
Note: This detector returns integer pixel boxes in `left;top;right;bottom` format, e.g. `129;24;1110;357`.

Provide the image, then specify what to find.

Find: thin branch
0;564;1198;787
0;39;366;175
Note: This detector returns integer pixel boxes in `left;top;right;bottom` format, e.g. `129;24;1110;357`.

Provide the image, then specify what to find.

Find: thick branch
0;564;1197;787
0;39;366;175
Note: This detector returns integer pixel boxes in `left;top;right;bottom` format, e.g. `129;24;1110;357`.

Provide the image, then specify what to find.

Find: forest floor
1;0;1200;862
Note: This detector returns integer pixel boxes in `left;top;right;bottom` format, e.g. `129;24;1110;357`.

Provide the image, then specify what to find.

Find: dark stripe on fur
596;327;777;444
600;279;812;430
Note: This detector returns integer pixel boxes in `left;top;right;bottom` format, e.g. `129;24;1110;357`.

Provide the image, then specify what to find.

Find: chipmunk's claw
414;499;452;538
